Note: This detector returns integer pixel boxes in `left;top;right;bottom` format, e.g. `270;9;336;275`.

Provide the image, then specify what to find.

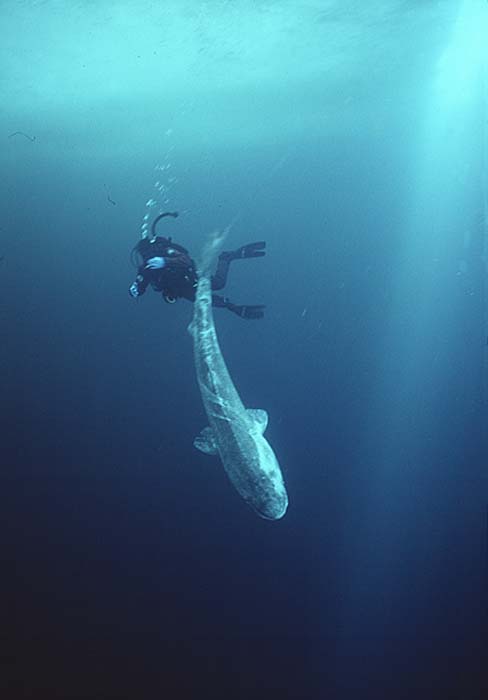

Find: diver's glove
145;256;166;270
129;282;139;298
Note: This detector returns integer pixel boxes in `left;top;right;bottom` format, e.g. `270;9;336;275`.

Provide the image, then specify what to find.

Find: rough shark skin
189;232;288;520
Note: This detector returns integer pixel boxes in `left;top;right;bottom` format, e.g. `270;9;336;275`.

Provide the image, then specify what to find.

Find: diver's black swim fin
234;241;266;259
229;303;266;320
213;295;265;320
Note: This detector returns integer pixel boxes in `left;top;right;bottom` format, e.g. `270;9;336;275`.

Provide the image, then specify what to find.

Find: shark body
189;233;288;520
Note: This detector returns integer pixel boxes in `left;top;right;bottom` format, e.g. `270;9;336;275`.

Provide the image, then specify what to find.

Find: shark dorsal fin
247;409;268;433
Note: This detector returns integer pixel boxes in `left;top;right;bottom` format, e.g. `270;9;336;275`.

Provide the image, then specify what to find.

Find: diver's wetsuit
130;213;266;319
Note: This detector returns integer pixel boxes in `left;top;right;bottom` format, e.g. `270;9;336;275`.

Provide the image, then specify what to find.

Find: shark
189;230;288;520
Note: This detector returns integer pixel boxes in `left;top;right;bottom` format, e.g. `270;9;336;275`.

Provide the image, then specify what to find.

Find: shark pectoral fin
194;426;219;455
247;409;269;433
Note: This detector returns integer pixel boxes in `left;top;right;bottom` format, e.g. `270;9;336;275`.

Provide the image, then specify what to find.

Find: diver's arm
145;256;166;270
129;268;150;298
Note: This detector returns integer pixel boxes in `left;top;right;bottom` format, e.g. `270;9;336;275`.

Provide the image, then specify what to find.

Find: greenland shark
189;230;288;520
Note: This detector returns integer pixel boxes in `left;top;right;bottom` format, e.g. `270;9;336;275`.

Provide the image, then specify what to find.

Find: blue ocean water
1;1;487;698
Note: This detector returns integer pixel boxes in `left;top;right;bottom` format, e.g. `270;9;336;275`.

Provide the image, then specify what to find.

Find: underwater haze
1;1;487;698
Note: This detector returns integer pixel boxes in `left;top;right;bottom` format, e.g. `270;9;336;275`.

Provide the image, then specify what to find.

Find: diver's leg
211;255;232;290
227;302;265;320
212;294;265;320
211;242;266;291
226;241;266;260
212;294;228;308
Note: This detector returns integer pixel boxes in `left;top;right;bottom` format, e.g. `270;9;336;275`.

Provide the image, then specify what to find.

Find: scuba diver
129;212;266;319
